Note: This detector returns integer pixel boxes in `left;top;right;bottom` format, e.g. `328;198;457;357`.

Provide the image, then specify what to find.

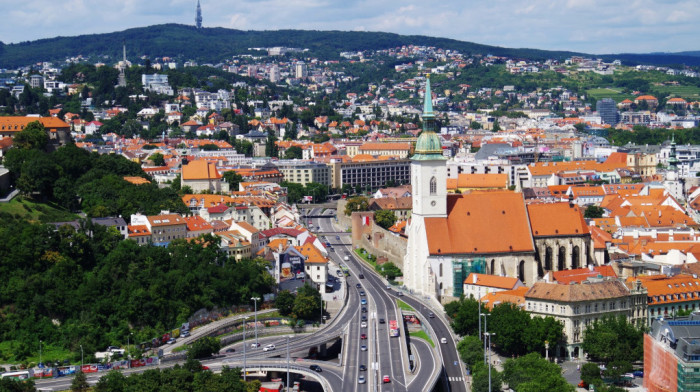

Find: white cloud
0;0;696;54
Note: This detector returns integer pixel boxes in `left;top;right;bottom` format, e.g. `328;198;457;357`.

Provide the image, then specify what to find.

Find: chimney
473;274;477;284
588;264;594;272
568;193;574;208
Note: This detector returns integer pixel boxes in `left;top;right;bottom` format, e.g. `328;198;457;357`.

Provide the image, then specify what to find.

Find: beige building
181;159;229;193
627;152;657;177
358;142;413;159
525;279;647;359
130;213;187;245
275;160;331;187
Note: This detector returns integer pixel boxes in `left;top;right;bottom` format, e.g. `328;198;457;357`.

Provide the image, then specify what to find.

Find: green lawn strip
397;299;414;312
0;197;78;223
409;330;435;348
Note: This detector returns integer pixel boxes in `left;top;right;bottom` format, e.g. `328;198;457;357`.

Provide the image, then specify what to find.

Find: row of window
527;300;628;314
650;292;700;303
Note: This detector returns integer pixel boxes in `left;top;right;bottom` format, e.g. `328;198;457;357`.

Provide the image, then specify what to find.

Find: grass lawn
0;197;78;223
397;299;414;312
409;330;435;348
0;340;73;367
651;85;700;100
354;248;377;269
586;88;634;102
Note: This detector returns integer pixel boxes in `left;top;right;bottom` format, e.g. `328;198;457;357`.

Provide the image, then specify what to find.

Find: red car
360;333;367;339
383;375;391;383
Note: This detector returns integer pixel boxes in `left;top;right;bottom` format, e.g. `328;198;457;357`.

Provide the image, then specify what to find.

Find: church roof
424;191;534;255
526;202;590;237
412;76;445;161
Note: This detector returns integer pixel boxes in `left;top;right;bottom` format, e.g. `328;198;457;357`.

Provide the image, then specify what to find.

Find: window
430;176;437;195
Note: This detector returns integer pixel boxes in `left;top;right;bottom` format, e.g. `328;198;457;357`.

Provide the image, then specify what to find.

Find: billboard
279;253;305;280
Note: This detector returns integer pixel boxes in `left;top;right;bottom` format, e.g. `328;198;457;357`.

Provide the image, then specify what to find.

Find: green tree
489;303;532;356
275;290;295;316
265;130;278;157
376;262;402;280
582;316;643;363
444;296;482;336
292;284;322;321
602;360;633;385
581;362;602;387
148;152;166;166
120;119;143;138
284;122;298;140
344;196;369;216
502;353;574;392
71;371;90;392
584;205;605;218
187;336;221;360
223;171;244;191
17;153;58;198
283;146;303;159
94;370;128;392
13;121;48;150
305;182;328;202
470;121;482;130
492;119;501;132
457;335;484;368
374;210;397;230
471;361;502;392
280;181;305;204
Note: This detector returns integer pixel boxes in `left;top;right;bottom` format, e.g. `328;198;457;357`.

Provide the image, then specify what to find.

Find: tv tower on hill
195;0;203;29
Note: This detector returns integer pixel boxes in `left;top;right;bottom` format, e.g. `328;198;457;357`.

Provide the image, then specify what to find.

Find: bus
340;265;350;276
389;320;400;337
1;370;33;380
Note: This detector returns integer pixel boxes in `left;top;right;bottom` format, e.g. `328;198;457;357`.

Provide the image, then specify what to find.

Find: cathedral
403;77;595;302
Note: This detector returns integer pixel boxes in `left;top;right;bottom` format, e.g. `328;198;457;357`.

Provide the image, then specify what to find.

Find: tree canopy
582;316;644;363
502;353;574;392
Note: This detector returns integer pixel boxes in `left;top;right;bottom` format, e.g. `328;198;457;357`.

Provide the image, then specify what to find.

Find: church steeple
195;0;203;29
669;133;679;171
413;75;444;161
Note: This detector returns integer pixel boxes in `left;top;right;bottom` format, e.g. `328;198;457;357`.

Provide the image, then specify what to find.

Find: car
379;318;385;324
360;345;367;351
263;344;276;352
578;381;588;389
225;348;235;353
633;370;644;378
428;313;435;318
624;373;635;379
344;256;349;261
360;333;367;339
440;337;448;344
201;365;210;371
361;321;367;328
386;285;391;290
359;274;364;279
358;375;366;384
181;331;190;337
251;342;261;348
361;315;367;321
167;338;176;344
397;291;404;296
336;235;340;240
329;247;334;252
362;307;367;313
361;299;367;305
359;291;365;296
309;365;322;372
356;283;362;288
383;375;391;383
359;364;367;371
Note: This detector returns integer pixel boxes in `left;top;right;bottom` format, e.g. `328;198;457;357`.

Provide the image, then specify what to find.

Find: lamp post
485;332;496;392
481;313;491;364
39;340;42;367
320;297;324;324
80;345;83;372
243;318;248;382
128;332;133;359
251;297;260;348
286;335;290;392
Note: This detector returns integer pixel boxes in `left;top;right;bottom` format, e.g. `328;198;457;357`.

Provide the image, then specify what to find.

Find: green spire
422;74;434;121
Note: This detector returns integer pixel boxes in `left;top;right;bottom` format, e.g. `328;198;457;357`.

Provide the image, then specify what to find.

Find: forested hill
0;24;586;68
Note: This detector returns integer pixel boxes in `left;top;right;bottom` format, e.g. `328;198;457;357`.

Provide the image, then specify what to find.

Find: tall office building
596;98;619;125
269;65;280;83
295;62;308;79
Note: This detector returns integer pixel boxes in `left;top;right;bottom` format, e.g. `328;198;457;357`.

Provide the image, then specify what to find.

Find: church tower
411;75;447;217
195;0;203;29
404;75;447;297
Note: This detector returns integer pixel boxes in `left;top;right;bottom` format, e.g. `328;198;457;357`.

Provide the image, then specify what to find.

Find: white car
358;375;366;384
440;337;448;344
251;342;261;348
361;321;367;328
263;344;276;352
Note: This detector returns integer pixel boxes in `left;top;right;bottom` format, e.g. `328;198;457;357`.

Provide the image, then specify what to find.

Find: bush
186;337;221;360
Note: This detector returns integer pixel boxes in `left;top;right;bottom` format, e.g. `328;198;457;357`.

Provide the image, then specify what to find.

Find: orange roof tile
527;202;589;237
630;274;700;305
424;192;534;255
181;159;222;180
551;265;617;284
480;287;528;310
464;273;521;289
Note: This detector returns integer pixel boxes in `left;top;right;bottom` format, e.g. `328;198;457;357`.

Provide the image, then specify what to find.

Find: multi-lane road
35;206;466;392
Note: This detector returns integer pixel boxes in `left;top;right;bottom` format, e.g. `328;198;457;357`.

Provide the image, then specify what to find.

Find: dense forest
0;211;275;364
2;122;188;217
1;24;584;68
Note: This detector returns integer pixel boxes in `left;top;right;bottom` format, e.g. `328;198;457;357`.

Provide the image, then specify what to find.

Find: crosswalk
448;377;464;382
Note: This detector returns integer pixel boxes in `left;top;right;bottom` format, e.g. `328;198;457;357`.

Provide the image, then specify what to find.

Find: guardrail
220;360;334;392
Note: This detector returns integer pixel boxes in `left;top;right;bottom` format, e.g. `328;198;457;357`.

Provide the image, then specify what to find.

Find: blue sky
1;0;698;54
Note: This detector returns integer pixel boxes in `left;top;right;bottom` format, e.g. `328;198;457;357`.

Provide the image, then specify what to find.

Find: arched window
430;176;437;195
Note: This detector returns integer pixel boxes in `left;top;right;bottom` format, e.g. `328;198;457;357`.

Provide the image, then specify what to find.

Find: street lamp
286;335;291;392
251;297;260;347
319;297;324;324
481;313;491;364
80;345;83;372
243;318;248;382
39;340;42;367
128;332;133;359
485;332;496;392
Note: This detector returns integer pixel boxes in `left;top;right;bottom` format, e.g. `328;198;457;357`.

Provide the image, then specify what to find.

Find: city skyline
1;0;698;55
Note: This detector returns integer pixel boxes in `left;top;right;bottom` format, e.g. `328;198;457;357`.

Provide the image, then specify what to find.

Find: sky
1;0;699;54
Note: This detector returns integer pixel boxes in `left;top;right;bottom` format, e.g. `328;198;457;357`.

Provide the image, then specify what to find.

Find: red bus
389;320;400;337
